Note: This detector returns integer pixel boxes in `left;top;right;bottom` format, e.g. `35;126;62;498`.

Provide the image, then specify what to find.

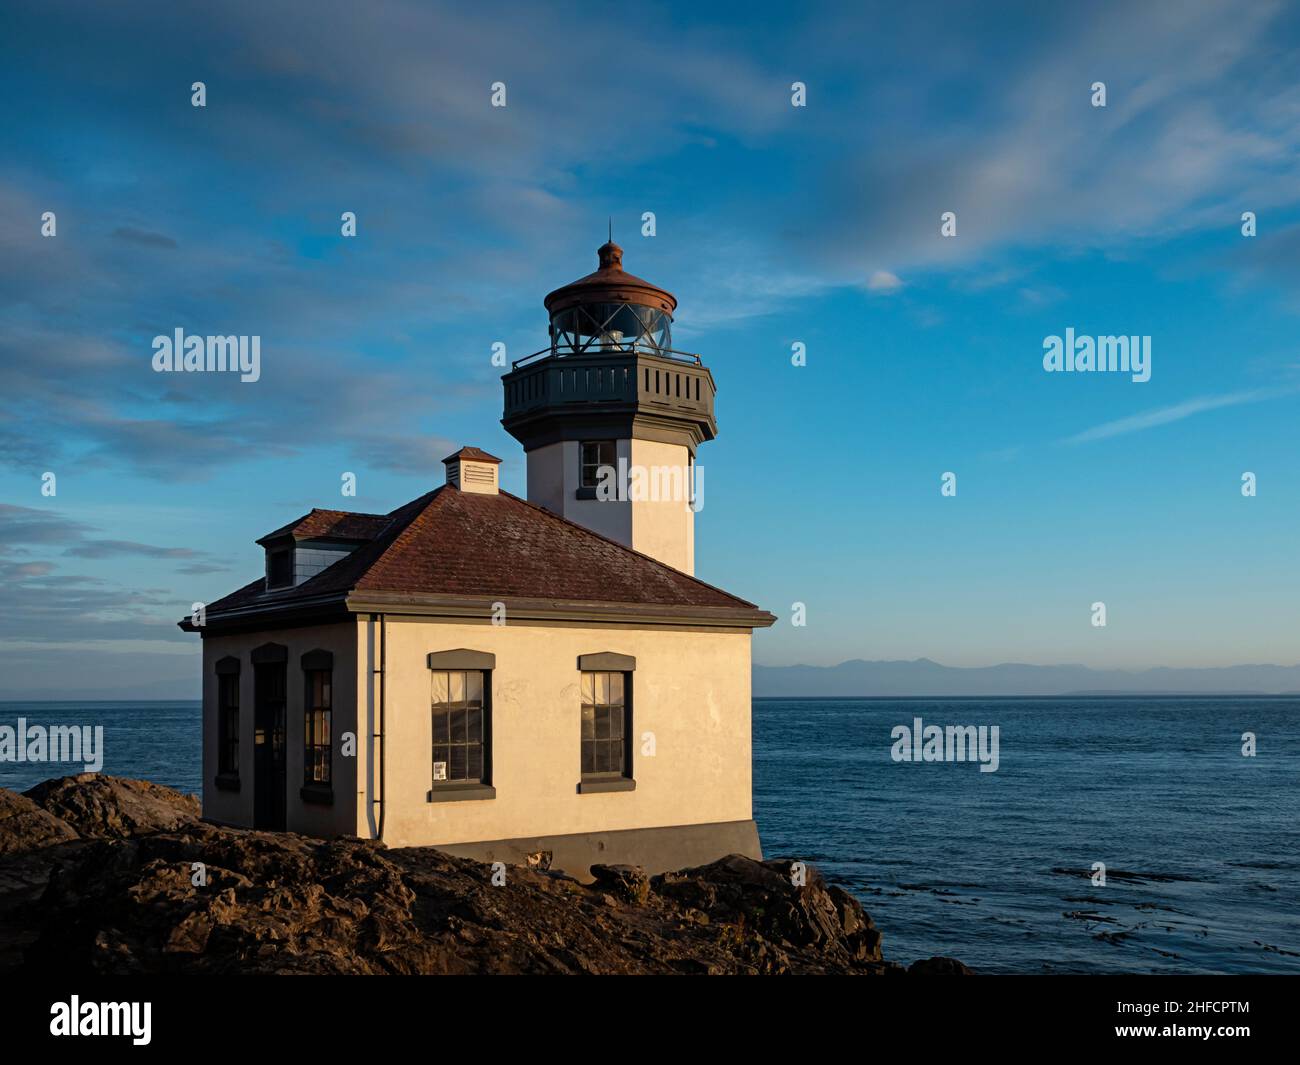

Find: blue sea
1;697;1297;974
755;697;1300;974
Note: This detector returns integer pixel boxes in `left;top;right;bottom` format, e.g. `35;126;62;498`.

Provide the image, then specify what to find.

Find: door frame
251;644;288;831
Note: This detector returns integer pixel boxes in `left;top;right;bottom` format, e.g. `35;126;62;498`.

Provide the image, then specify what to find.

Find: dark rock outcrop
0;775;968;976
23;774;200;839
653;856;886;968
590;863;651;906
909;956;975;975
0;788;78;855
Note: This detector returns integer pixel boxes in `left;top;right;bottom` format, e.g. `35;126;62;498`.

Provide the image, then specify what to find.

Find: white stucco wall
628;437;694;574
525;439;634;546
524;437;696;573
353;616;753;849
201;615;754;851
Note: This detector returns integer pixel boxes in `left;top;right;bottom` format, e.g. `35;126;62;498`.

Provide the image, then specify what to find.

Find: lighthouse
186;240;772;877
501;241;715;574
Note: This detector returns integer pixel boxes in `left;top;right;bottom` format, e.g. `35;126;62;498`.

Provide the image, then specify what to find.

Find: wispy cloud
792;0;1300;286
1061;388;1284;444
0;506;250;654
0;504;226;569
111;226;178;249
866;270;904;294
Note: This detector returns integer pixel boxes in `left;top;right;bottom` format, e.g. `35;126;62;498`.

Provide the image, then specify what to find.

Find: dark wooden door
253;663;287;830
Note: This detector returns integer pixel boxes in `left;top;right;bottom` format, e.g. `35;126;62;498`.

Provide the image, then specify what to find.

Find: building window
431;670;489;786
267;548;292;589
581;671;629;778
580;440;616;489
304;668;332;788
214;659;240;789
217;672;239;778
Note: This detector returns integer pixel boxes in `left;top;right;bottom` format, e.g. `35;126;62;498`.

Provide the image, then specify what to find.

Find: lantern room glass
550;302;672;356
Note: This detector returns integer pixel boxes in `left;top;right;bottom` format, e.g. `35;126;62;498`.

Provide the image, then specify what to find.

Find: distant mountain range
753;658;1300;698
6;657;1300;702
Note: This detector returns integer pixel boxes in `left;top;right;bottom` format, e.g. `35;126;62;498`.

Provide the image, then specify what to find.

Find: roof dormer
444;446;501;494
255;508;390;592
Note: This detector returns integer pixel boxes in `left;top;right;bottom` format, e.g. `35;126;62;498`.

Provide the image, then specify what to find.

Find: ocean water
0;701;203;796
754;697;1300;974
1;697;1297;974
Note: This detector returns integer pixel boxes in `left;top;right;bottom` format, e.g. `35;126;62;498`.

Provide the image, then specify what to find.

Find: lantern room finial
597;239;623;271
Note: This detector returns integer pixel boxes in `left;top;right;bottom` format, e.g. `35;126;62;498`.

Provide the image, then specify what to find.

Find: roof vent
443;447;501;495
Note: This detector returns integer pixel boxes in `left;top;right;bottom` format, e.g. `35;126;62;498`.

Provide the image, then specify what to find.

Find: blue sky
2;0;1299;697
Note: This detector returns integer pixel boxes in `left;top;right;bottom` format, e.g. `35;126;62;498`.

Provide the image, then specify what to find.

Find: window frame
266;547;293;589
429;667;495;802
579;669;633;792
579;440;617;490
302;658;333;801
214;657;241;789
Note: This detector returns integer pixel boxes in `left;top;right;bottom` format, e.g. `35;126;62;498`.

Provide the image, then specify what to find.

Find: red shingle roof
201;487;771;627
256;509;391;546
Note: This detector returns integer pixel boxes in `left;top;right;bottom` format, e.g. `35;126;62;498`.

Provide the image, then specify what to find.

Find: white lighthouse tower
501;241;714;574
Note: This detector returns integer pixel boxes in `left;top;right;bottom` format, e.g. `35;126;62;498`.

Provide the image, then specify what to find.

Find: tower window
580;440;616;488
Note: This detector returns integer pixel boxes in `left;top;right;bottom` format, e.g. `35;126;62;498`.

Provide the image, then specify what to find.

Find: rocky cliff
0;774;969;975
